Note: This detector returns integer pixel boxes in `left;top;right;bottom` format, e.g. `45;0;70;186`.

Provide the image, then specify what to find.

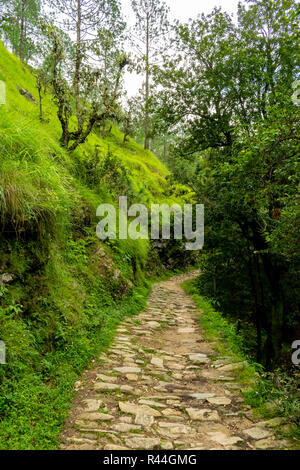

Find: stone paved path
60;272;290;450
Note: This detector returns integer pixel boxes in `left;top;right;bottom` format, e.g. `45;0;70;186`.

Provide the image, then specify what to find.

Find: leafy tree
131;0;169;150
43;21;129;151
0;0;41;61
92;24;127;138
42;0;129;151
120;98;137;146
157;0;300;368
50;0;124;123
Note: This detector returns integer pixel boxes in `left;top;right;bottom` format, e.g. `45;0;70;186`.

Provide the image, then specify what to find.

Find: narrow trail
60;272;289;451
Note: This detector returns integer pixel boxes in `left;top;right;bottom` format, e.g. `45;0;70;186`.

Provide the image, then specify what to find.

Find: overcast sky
121;0;240;23
121;0;241;97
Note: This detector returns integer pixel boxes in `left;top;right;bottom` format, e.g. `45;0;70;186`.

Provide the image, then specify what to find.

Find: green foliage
182;279;251;358
0;0;41;61
244;369;300;429
157;0;300;369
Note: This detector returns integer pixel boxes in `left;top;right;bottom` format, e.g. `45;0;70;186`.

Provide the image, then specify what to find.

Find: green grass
182;280;252;359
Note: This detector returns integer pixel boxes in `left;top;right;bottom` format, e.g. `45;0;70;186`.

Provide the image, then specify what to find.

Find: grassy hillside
0;42;194;449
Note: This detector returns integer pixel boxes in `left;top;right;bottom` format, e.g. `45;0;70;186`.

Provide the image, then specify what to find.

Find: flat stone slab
126;374;139;381
114;366;141;374
186;408;220;422
189;393;216;400
208;432;243;447
166;362;185;370
188;353;207;360
255;438;289;450
104;444;129;450
162;408;183;417
147;321;161;328
119;402;161;417
94;382;120;391
177;328;195;333
82;399;103;412
207;397;232;406
111;423;141;432
243;427;273;440
125;437;160;450
96;374;118;382
79;412;114;421
135;414;155;426
158;422;192;435
66;437;96;445
150;357;164;368
138;399;166;408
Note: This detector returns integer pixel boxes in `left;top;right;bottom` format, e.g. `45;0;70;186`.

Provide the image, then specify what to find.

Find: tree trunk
163;135;168;160
37;79;43;121
144;14;150;150
74;0;81;121
19;0;26;61
122;133;128;146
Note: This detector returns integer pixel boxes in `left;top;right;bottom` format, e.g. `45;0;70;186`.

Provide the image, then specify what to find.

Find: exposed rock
162;408;182;417
243;427;273;440
0;273;15;285
208;432;243;447
186;408;220;422
104;444;129;450
207;397;231;406
119;416;133;424
96;374;117;383
126;373;139;381
134;414;155;426
78;412;114;421
138;399;166;408
255;438;290;450
114;366;141;374
161;441;174;450
66;437;95;445
177;328;195;333
188;353;210;364
125;437;161;449
147;321;161;328
119;402;161;417
111;423;141;432
158;422;192;435
94;382;120;391
151;357;164;368
18;87;37;104
82;399;102;412
173;373;183;379
189;393;215;400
